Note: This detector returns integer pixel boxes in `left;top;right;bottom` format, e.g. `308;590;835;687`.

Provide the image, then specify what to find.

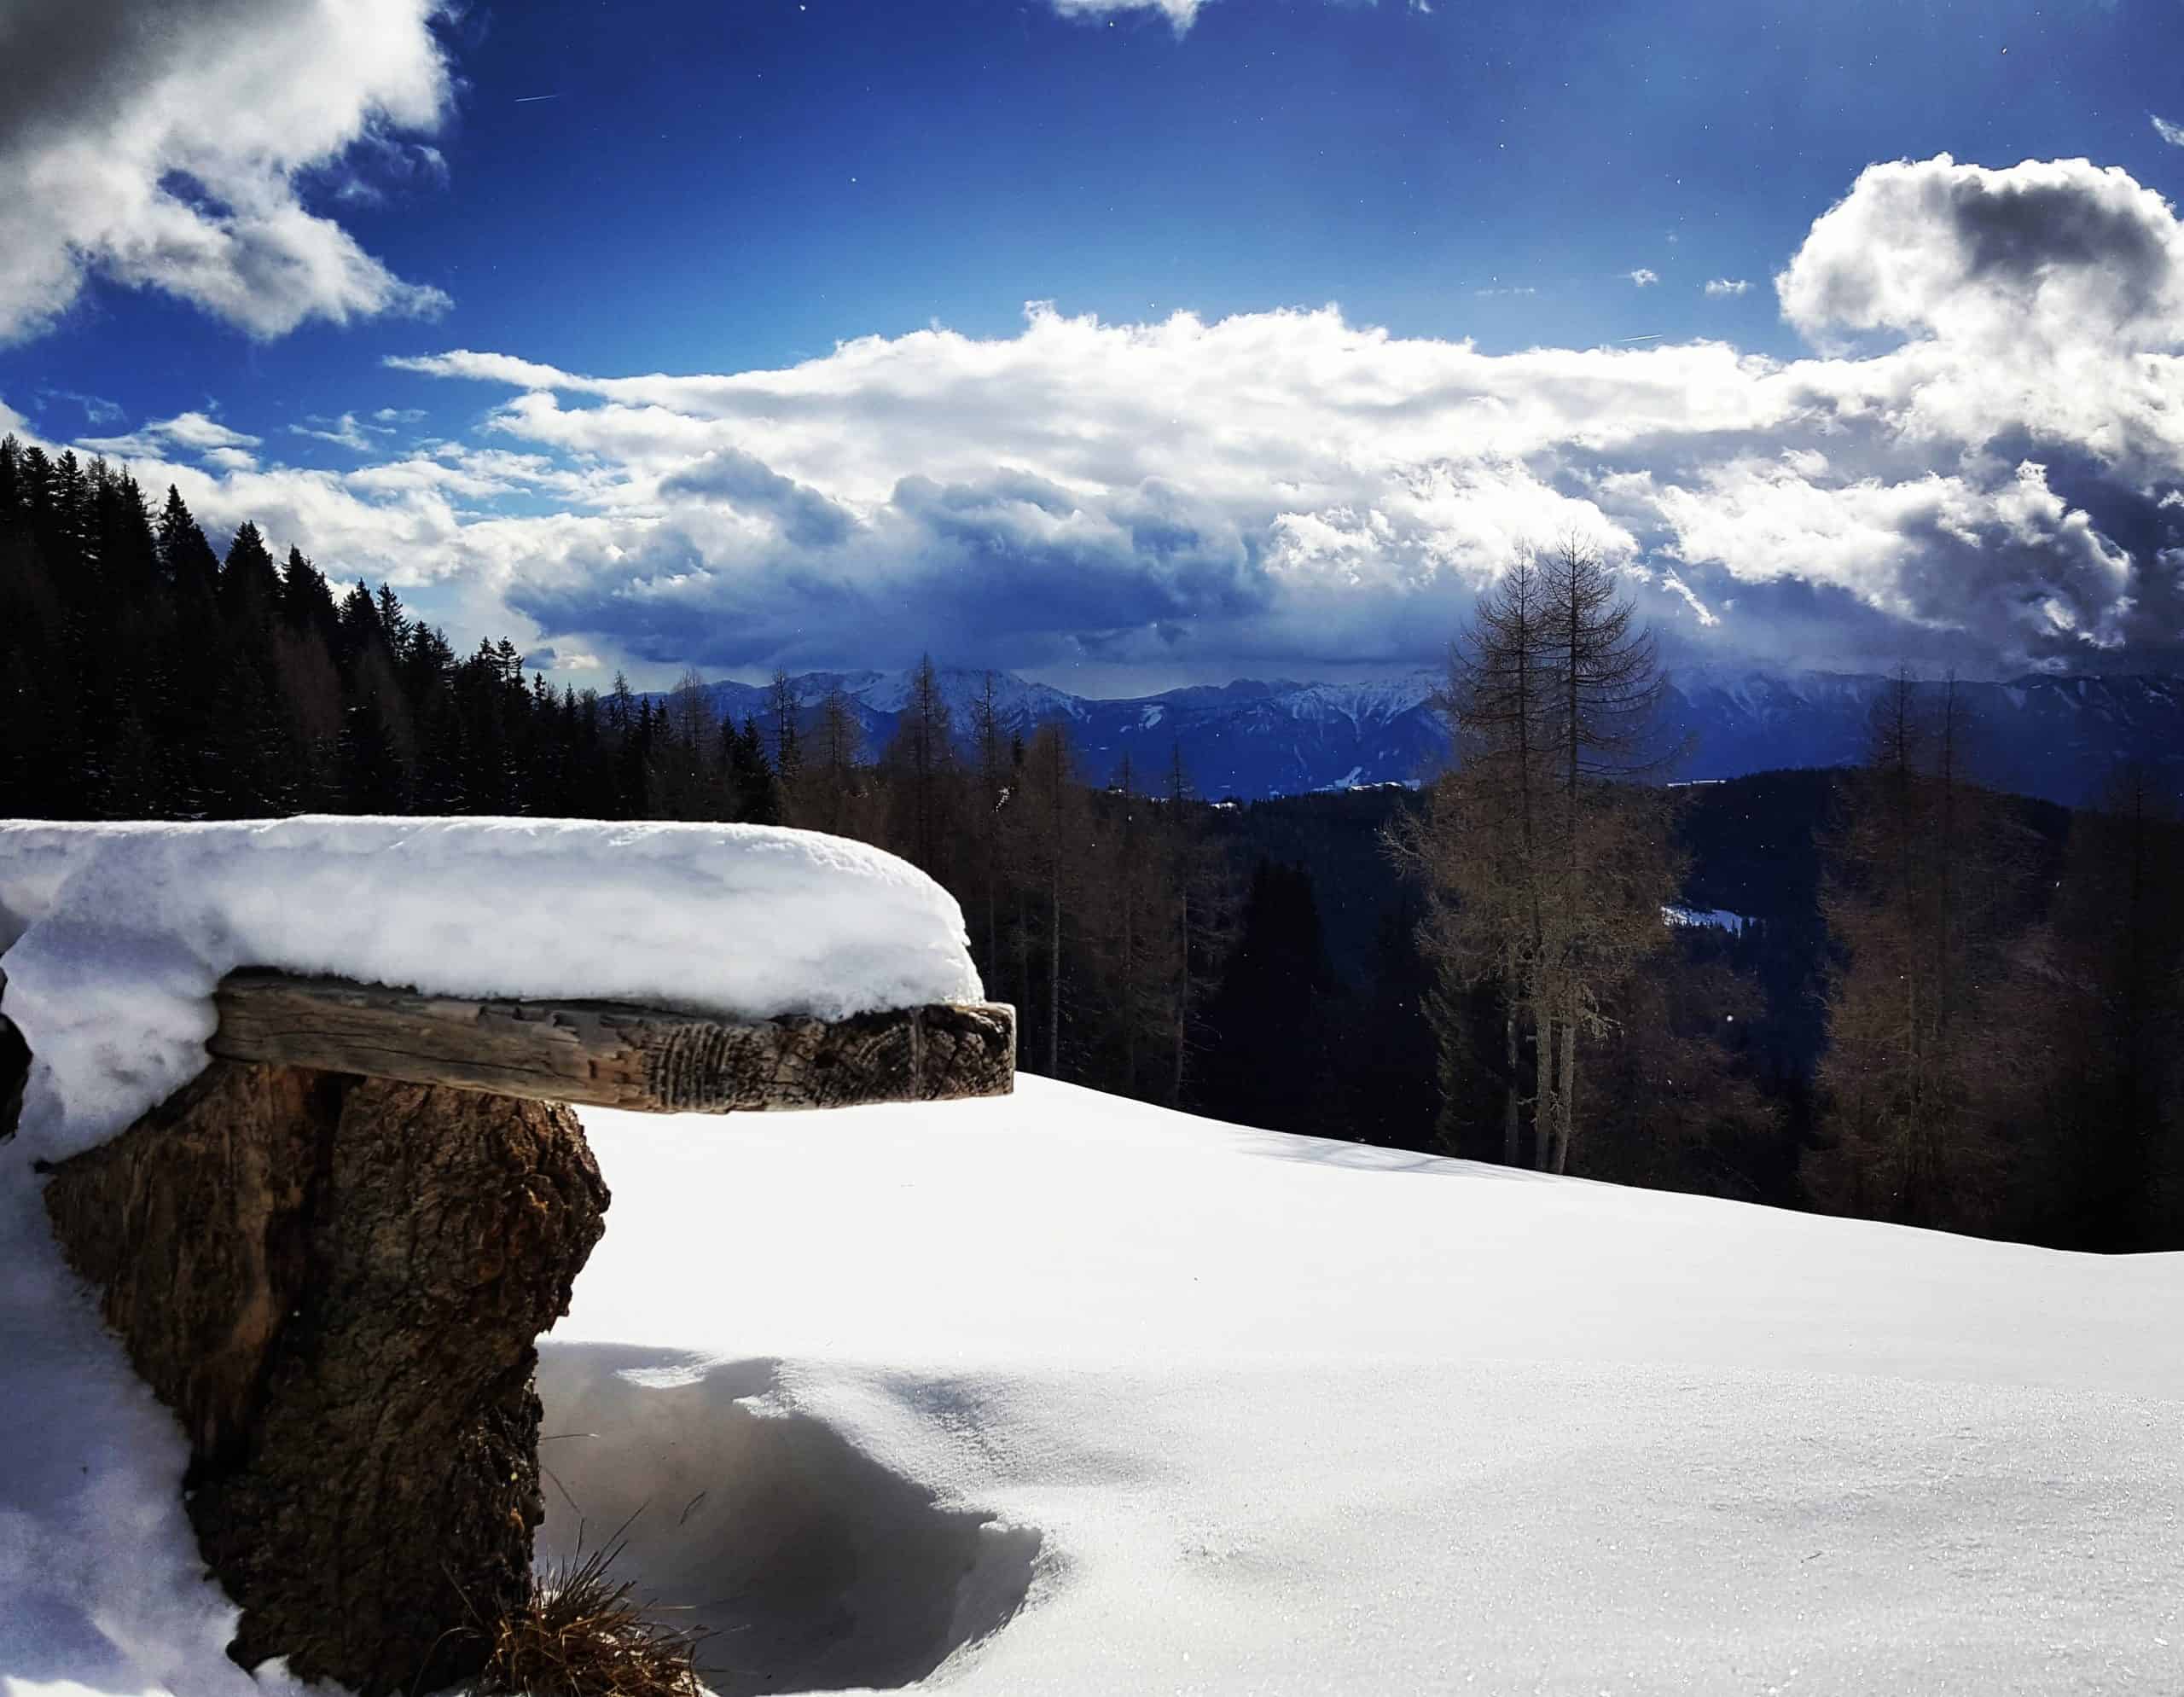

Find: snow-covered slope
544;1078;2184;1696
6;1066;2181;1694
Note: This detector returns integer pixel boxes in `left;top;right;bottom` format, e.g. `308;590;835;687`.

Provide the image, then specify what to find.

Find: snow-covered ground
551;1078;2184;1696
7;1073;2183;1696
4;815;2181;1696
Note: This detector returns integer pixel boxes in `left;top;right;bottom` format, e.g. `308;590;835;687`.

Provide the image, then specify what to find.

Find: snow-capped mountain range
659;666;2184;808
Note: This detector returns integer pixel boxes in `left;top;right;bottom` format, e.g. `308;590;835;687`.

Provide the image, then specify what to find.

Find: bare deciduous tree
1806;670;2013;1230
1394;536;1680;1172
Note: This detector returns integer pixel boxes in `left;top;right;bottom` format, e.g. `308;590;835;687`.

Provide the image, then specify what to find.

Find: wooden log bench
27;971;1014;1697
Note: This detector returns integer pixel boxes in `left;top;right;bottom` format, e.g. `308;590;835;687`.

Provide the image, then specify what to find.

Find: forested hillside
4;445;2178;1251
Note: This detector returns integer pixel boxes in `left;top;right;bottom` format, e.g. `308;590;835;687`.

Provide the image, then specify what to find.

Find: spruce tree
222;520;281;620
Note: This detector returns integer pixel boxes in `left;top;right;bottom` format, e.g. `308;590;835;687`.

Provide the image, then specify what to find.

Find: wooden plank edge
207;969;1016;1114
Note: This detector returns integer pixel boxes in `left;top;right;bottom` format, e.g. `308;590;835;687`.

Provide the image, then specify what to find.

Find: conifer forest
5;445;2179;1252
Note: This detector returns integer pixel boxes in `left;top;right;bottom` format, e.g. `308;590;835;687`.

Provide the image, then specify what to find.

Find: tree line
0;442;1234;1107
1395;536;2184;1251
4;443;2177;1249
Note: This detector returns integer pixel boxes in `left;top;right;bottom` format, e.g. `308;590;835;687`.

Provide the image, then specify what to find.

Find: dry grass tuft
475;1534;710;1697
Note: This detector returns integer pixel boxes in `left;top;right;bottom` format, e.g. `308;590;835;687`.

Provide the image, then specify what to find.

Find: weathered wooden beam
208;970;1015;1114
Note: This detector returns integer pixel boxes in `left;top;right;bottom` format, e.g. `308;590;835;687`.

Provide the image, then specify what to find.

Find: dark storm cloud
509;469;1277;671
0;0;449;340
0;0;253;152
661;448;858;549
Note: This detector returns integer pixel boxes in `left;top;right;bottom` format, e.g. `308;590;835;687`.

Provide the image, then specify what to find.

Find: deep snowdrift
0;817;980;1161
551;1078;2184;1695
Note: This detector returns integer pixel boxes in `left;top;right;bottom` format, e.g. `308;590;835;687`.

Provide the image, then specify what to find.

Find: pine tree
732;716;781;823
221;520;282;621
154;485;221;596
279;548;339;642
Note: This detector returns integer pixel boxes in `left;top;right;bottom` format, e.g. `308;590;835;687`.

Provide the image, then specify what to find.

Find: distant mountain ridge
653;666;2184;809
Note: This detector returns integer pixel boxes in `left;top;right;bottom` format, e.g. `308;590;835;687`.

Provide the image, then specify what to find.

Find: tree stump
41;1059;610;1696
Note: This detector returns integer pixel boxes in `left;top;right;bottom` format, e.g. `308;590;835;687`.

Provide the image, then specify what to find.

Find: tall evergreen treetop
155;486;221;596
222;520;281;617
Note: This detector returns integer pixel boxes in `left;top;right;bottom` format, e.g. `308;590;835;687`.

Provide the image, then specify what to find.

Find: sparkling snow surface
0;817;979;1162
3;1071;2181;1695
548;1078;2184;1696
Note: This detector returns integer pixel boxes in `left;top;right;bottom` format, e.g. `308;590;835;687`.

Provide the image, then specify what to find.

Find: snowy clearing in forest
546;1078;2184;1696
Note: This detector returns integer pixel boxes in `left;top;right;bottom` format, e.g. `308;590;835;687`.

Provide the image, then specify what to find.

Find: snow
1663;904;1749;933
0;817;979;1164
0;1176;270;1697
1275;673;1438;727
530;1080;2184;1695
0;814;980;1697
5;1081;2183;1695
6;836;2184;1694
846;669;1083;726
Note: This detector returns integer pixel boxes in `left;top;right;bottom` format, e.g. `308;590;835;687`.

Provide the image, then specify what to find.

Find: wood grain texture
207;970;1015;1113
44;1061;610;1695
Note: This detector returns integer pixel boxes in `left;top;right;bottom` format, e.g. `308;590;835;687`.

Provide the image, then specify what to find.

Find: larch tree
1396;537;1680;1173
1391;550;1554;1166
1159;740;1233;1110
1090;749;1188;1099
1022;721;1081;1078
1531;534;1682;1172
2053;761;2184;1247
767;668;804;819
967;672;1011;996
1806;671;2012;1230
883;654;958;877
810;683;863;838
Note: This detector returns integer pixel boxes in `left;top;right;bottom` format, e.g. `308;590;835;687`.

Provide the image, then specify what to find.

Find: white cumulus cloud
1775;154;2184;353
80;410;263;468
290;412;385;451
1043;0;1432;31
1047;0;1207;26
1628;268;1660;287
26;154;2184;683
1704;277;1750;297
0;0;456;343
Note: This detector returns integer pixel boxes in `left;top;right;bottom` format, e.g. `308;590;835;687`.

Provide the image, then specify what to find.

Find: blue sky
5;0;2184;690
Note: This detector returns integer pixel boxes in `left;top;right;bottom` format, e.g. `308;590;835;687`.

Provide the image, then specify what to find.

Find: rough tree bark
1502;1003;1520;1168
41;1059;610;1697
1533;1004;1556;1171
208;972;1016;1113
